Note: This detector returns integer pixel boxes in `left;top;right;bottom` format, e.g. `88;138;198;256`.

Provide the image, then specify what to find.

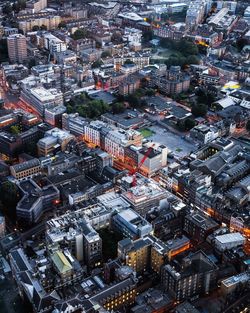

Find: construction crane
130;143;155;186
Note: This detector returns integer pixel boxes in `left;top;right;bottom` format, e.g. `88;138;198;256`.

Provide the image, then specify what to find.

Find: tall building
161;251;218;301
7;34;27;63
0;214;5;238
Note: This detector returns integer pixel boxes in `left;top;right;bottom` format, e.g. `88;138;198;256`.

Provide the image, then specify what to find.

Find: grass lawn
139;128;154;138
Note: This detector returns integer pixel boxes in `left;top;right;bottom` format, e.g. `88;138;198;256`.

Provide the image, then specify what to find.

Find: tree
72;28;88;40
145;89;156;97
184;118;196;130
10;125;21;135
191;103;208;117
0;39;8;62
40;24;47;31
124;59;134;65
2;3;12;15
32;25;40;31
0;181;20;218
143;29;153;42
111;31;123;44
101;51;111;58
246;120;250;132
126;94;140;108
196;87;216;106
112;102;125;114
236;38;248;51
91;59;103;68
58;21;67;29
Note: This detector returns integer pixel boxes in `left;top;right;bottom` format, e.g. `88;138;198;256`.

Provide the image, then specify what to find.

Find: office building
44;105;66;127
7;34;27;63
20;86;63;117
161;251;218;301
215;232;245;252
0;215;5;238
16;179;59;224
46;209;102;269
221;272;250;295
121;175;167;217
151;66;190;95
62;113;88;137
184;212;220;243
10;158;41;180
112;208;153;240
118;237;151;274
37;128;75;156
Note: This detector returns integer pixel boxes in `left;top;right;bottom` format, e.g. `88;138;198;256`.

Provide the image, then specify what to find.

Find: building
17;179;60;224
186;0;206;30
20;86;63;117
90;276;137;311
62;113;88;137
46;209;102;269
215;232;246;251
123;28;142;51
112;208;152;240
18;15;61;34
221;272;250;295
37;128;75;156
101;110;144;130
7;34;27;63
161;251;218;301
151;66;190;95
121;175;167;217
10;158;41;180
44;105;66;127
0;215;5;238
43;31;66;55
26;0;47;13
118;238;151;274
184;212;219;243
0;132;22;159
190;124;219;144
131;288;172;313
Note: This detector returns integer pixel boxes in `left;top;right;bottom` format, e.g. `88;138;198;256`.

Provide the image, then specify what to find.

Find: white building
123;28;142;51
186;0;206;30
215;232;245;251
84;120;107;147
20;86;63;116
43;33;66;55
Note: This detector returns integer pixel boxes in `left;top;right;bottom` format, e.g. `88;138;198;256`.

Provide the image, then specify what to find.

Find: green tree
58;21;67;29
101;51;111;58
145;89;156;97
32;25;40;31
0;39;8;62
91;59;103;68
246;120;250;132
2;3;12;15
184;118;196;130
72;28;88;40
196;87;216;106
126;94;140;107
112;102;125;114
0;181;20;217
66;104;74;114
124;59;134;65
143;29;153;42
191;103;208;117
40;24;47;31
10;125;21;134
236;38;248;51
